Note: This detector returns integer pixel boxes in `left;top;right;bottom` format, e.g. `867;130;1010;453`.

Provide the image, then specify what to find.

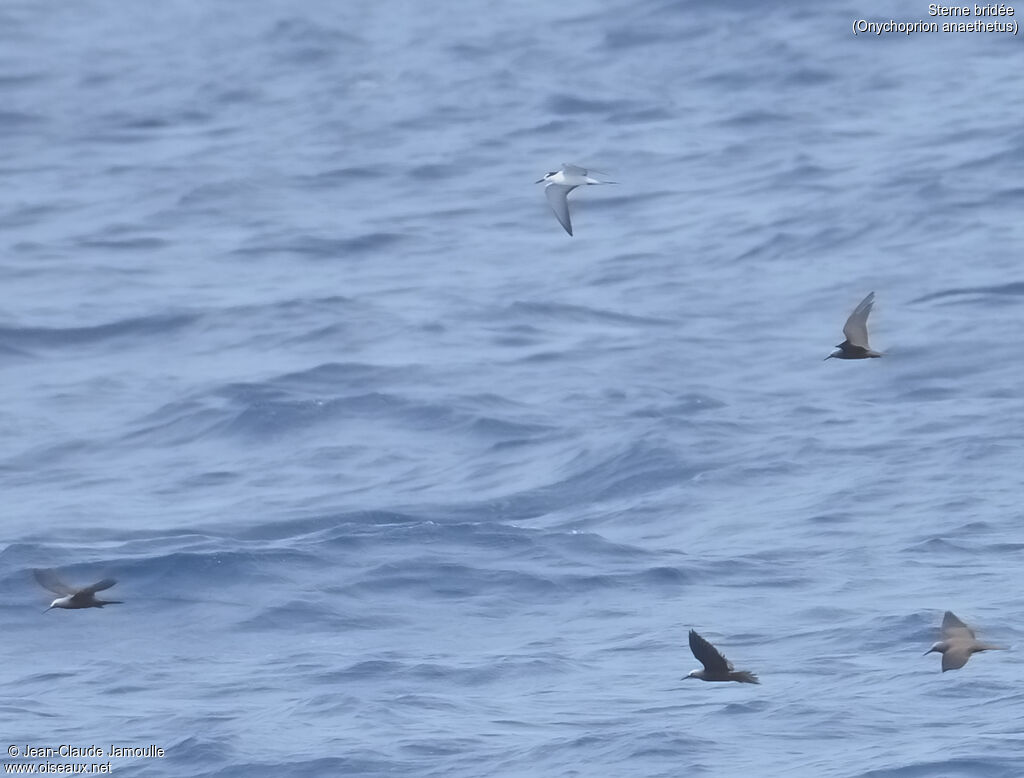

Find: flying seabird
34;569;122;612
925;611;1005;672
684;629;759;684
535;163;615;236
825;291;882;360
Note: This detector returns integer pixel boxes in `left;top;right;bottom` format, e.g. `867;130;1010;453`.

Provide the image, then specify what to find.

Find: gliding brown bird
925;611;1005;672
34;569;122;612
684;629;759;684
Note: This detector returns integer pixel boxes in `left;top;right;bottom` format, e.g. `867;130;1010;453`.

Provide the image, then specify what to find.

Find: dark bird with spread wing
34;569;122;612
925;611;1005;672
825;291;883;360
684;629;759;684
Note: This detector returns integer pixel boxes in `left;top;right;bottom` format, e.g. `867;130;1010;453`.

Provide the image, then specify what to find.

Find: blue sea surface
2;1;1024;776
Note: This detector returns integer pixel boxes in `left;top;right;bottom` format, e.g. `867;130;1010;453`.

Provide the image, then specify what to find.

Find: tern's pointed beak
534;178;546;184
824;354;834;360
923;648;935;656
44;605;55;613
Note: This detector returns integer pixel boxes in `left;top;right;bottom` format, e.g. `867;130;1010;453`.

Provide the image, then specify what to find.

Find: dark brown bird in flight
34;569;122;612
925;611;1005;672
684;629;759;684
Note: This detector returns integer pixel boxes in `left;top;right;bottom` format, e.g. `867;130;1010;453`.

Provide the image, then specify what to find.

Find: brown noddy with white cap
825;291;882;360
683;629;759;684
34;569;122;612
925;611;1005;671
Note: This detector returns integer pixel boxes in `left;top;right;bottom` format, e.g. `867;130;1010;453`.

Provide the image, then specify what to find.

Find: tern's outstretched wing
941;646;972;671
83;578;118;594
842;291;875;348
34;569;75;596
561;163;588;176
942;611;975;640
544;184;577;236
689;629;732;673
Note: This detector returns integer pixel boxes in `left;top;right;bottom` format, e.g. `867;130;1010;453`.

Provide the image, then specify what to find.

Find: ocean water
2;1;1024;776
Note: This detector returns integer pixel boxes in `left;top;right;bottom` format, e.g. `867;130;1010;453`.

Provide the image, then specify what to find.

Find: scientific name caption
5;745;164;775
853;4;1018;35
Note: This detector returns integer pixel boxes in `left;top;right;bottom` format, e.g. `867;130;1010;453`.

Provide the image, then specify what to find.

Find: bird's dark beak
824;354;834;361
923;648;935;656
534;178;546;184
43;606;54;614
